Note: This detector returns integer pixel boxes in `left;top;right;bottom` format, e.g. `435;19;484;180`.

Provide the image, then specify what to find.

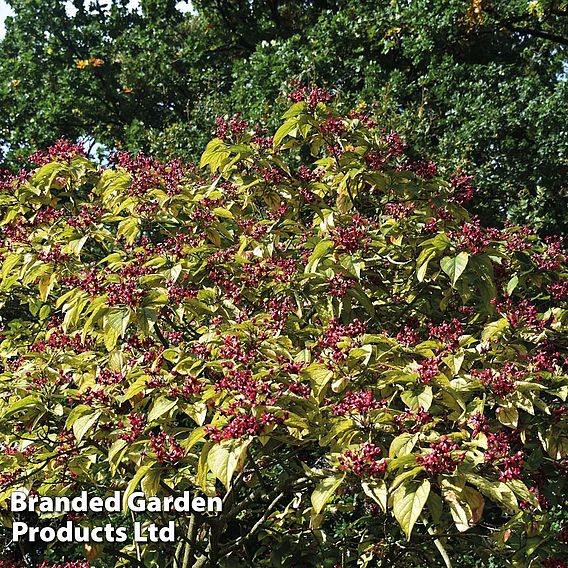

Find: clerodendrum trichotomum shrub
0;89;567;568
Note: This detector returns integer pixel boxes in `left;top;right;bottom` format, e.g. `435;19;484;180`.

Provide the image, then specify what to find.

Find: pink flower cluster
468;412;490;437
393;406;432;433
471;365;523;397
384;202;416;220
67;203;105;230
448;171;475;204
106;277;145;307
38;562;90;568
327;273;355;297
484;432;524;481
316;318;367;361
149;432;185;464
331;215;371;252
534;237;565;271
38;244;69;263
289;83;333;109
76;387;111;406
112;151;188;196
215;114;249;140
29;138;86;166
319;115;346;135
96;369;124;386
333;391;384;417
339;442;387;477
297;164;323;183
492;297;547;329
118;412;146;443
205;412;284;442
31;329;91;354
549;279;568;300
449;218;498;255
168;376;203;399
416;436;463;475
364;131;406;171
396;322;421;346
428;318;463;349
417;357;439;384
405;160;438;180
215;368;272;405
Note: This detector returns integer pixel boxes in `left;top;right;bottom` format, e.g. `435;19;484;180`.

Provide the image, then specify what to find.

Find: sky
0;0;194;38
0;1;13;38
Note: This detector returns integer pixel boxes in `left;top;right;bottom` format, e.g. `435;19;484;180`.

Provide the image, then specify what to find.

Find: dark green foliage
0;1;567;227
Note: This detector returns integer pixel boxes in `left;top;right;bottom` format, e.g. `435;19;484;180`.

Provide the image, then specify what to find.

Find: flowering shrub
0;89;567;567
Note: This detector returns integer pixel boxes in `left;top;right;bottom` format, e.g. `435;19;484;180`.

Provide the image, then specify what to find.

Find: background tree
0;0;567;225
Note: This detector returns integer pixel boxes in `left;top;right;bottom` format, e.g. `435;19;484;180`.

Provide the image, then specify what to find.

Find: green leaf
361;480;387;512
72;410;101;442
200;138;231;171
393;479;431;539
442;481;485;532
148;397;177;423
300;363;333;398
506;275;519;295
465;474;518;513
416;248;436;282
141;468;162;497
208;439;249;489
120;375;148;401
65;404;93;430
305;239;333;273
65;236;88;257
105;308;131;337
1;253;21;284
401;386;433;412
1;395;41;419
496;406;518;428
440;252;469;286
389;433;419;459
182;426;207;450
108;439;129;475
481;318;509;341
123;463;154;512
273;118;299;147
311;474;344;515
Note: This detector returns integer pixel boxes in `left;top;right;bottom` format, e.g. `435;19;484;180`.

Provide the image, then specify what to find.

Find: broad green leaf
361;480;387;512
141;468;162;497
416;248;436;282
389;433;419;459
72;410;101;443
393;479;431;539
148;397;177;423
401;386;433;412
305;239;333;273
182;426;207;450
1;396;41;418
311;474;344;515
65;404;93;430
108;439;129;475
481;318;509;341
273;118;299;147
506;275;519;295
123;463;154;512
440;252;469;286
496;406;518;428
442;482;485;532
208;439;249;489
465;474;518;513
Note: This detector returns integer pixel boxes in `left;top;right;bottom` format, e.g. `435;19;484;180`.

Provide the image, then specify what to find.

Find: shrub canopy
1;0;568;233
0;90;567;567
